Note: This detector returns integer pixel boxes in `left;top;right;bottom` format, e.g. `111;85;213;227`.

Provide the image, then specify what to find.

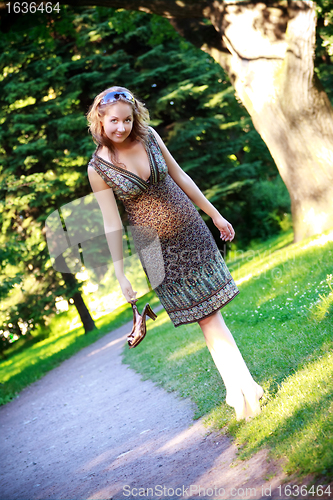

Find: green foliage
243;176;292;241
0;5;290;351
142;47;290;246
315;0;333;104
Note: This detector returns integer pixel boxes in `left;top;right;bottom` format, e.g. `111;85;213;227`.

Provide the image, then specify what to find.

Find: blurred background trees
1;2;332;350
53;0;333;242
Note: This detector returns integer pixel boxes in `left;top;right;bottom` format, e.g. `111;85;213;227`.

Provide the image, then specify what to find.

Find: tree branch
0;0;211;18
168;17;227;53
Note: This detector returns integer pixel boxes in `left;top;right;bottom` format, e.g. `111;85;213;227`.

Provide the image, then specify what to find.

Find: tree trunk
53;0;333;242
71;289;96;333
55;254;96;333
204;1;333;242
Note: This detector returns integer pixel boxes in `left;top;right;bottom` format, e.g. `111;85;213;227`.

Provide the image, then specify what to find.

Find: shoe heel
127;302;138;342
143;303;157;320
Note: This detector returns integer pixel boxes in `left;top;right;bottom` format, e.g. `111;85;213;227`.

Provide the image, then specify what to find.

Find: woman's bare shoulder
147;126;164;147
148;125;157;136
87;164;111;192
94;145;110;162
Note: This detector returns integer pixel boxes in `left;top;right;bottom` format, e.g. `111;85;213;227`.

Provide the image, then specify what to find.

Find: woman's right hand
118;275;137;303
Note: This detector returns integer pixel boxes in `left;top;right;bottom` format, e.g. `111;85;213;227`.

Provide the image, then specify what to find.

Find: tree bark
55;254;96;334
203;1;333;242
71;289;96;333
34;0;333;242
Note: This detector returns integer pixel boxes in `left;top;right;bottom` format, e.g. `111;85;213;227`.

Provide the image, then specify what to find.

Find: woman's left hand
212;214;235;242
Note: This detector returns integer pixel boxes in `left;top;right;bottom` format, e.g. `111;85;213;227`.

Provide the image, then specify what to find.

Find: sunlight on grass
308;276;333;322
227;232;295;284
2;227;333;481
168;339;206;361
122;227;333;481
299;229;333;251
233;346;333;477
0;327;83;382
0;291;159;405
152;309;170;328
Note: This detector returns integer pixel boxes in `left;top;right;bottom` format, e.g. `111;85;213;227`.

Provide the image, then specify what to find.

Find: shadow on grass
122;230;333;482
226;230;294;272
236;391;333;478
229;343;333;480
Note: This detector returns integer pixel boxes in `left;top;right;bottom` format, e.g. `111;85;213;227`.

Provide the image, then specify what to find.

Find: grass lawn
122;228;333;482
1;228;332;483
0;291;160;405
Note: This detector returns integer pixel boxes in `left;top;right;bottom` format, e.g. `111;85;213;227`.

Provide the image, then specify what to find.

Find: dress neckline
94;140;153;185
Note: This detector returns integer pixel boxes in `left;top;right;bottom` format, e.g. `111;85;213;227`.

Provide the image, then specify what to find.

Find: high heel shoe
142;303;157;321
127;302;157;349
128;299;140;337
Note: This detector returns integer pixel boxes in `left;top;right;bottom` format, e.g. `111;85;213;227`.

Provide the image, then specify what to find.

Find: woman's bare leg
198;310;263;421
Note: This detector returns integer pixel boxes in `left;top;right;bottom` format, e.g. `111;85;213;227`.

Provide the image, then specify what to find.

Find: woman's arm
150;128;235;242
87;166;137;301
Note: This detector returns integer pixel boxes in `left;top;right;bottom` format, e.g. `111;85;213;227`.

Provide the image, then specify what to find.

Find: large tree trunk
53;0;333;242
203;1;333;242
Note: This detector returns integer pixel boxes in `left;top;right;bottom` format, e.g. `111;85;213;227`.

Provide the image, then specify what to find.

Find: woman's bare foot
243;384;264;421
226;384;264;421
226;391;248;421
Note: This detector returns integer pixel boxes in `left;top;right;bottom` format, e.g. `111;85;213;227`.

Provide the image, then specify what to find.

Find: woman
87;86;264;421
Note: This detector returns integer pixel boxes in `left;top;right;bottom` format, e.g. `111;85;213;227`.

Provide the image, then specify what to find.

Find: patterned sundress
87;127;239;327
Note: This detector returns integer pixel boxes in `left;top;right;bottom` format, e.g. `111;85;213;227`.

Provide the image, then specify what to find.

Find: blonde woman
87;86;264;421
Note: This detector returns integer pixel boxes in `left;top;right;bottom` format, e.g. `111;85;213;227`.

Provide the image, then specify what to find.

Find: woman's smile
102;101;134;144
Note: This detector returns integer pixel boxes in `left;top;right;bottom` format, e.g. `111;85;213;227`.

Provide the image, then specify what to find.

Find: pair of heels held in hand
127;299;157;349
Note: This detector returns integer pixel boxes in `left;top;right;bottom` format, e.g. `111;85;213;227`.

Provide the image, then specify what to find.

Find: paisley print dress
88;127;240;327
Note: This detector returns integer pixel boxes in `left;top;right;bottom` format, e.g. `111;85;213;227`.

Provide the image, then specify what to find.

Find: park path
1;315;295;500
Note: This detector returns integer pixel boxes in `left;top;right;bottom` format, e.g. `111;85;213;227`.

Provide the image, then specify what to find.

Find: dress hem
171;288;240;328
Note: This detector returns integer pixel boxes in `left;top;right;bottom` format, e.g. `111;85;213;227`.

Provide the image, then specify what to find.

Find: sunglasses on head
99;91;135;106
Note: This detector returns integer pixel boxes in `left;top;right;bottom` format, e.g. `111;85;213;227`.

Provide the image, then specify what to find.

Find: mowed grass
122;228;333;481
1;228;332;482
0;291;160;405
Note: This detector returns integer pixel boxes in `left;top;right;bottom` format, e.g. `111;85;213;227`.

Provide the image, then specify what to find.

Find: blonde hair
86;86;150;164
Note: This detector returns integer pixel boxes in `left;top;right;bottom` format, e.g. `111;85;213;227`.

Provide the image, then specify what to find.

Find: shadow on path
1;319;289;500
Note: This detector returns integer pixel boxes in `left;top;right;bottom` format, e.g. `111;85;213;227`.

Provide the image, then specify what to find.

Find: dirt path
0;318;319;500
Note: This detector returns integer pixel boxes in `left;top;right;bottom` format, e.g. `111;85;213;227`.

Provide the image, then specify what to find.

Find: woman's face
101;101;134;144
